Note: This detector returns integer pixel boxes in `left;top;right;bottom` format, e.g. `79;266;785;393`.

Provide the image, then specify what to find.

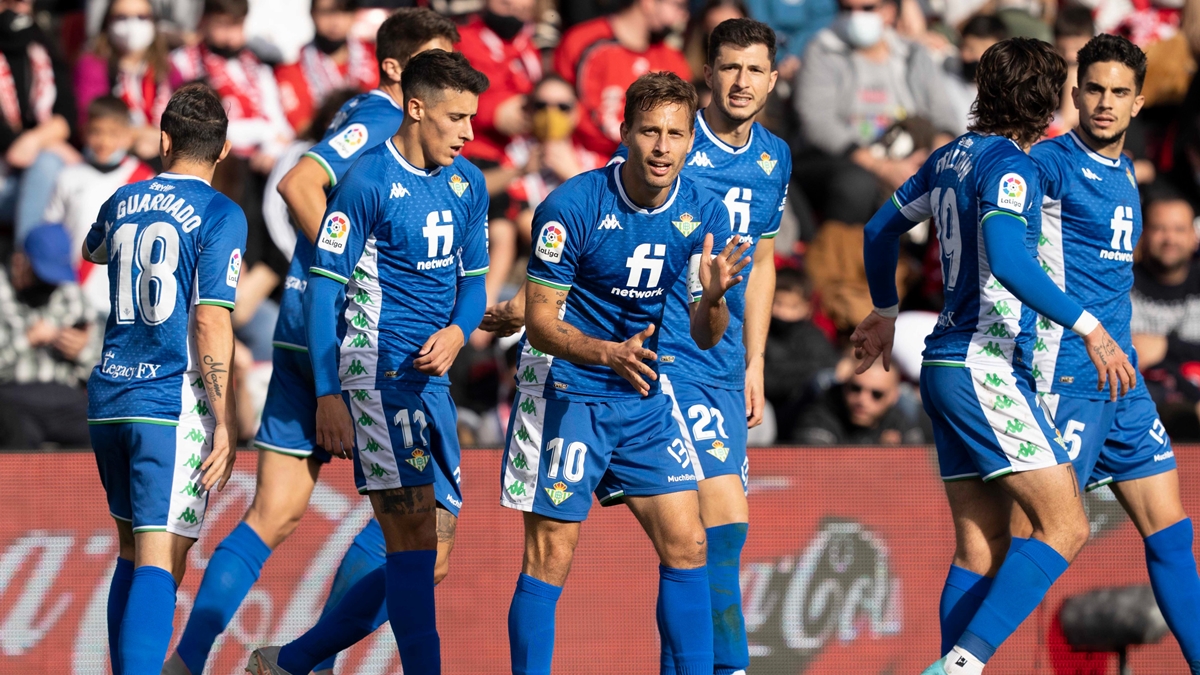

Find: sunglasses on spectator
847;382;886;400
112;13;153;20
533;101;574;112
839;3;880;10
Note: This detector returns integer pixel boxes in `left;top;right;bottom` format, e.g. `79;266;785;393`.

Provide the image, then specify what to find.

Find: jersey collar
370;88;403;110
387;138;444;176
697;108;753;155
157;172;211;185
613;162;680;215
1067;130;1121;168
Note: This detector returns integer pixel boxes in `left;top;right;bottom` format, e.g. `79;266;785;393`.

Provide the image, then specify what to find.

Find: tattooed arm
193;303;237;491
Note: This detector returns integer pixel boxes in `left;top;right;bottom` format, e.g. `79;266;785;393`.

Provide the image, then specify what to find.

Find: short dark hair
707;17;776;65
961;14;1007;42
376;8;460;70
1143;181;1190;211
203;0;248;20
401;50;489;106
623;71;699;131
311;0;355;13
160;83;228;163
1076;33;1147;92
775;267;812;298
1055;4;1094;39
970;38;1066;148
87;95;131;125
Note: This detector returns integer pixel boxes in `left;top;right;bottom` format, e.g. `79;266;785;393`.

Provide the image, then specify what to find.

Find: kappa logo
599;214;622;230
390;182;410;199
1082;167;1102;181
688;151;714;168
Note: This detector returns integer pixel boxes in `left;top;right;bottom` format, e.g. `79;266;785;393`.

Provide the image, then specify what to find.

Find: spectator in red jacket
274;0;378;134
553;0;692;154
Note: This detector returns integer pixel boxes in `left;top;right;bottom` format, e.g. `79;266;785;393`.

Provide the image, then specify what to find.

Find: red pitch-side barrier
0;447;1195;674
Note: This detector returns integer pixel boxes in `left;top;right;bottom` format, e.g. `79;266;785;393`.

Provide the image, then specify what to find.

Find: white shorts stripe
660;374;705;481
500;392;545;511
348;389;402;491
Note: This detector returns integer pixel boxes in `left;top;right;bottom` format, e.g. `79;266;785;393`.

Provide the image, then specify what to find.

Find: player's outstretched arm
690;233;751;351
742;237;775;428
982;211;1136;400
526;281;659;396
277;155;332;244
194;304;238;491
480;279;527;336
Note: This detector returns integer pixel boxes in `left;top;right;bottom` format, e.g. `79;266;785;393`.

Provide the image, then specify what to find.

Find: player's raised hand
415;326;467;376
480;298;525;336
604;323;658;396
1083;324;1137;401
850;310;896;373
699;234;752;303
316;394;355;459
200;423;235;491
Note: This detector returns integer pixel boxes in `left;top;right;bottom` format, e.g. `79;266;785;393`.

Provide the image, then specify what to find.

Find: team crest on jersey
997;173;1027;212
319;212;350;254
707;441;729;462
757;152;777;176
1126;168;1137;188
545;481;573;506
673;213;700;237
449;174;469;197
226;249;242;288
535;222;565;263
328;123;368;159
406;449;429;472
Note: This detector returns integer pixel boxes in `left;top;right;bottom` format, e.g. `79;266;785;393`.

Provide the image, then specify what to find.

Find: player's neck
620;160;671;208
161;158;216;183
380;80;403;108
703;107;752;148
392;126;435;171
1073;125;1125;159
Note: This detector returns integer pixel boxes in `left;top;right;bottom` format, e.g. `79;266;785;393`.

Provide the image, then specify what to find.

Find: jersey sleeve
526;187;584;291
304;111;386;186
977;146;1036;224
1030;140;1069;202
610;143;629;165
309;162;380;284
761;148;793;239
195;196;249;309
84;195;114;264
891;154;935;222
458;167;490;278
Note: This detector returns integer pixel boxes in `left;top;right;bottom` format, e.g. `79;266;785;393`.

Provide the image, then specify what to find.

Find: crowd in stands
3;0;1200;448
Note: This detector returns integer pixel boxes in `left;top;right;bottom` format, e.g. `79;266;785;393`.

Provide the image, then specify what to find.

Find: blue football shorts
253;347;331;463
660;373;748;490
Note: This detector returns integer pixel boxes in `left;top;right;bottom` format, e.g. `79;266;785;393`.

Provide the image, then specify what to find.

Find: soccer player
1023;34;1200;673
166;10;461;675
84;83;246;675
502;71;750;675
252;49;489;675
850;38;1135;675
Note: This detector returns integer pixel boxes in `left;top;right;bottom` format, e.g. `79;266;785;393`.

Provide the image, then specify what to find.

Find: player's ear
407;96;424;121
381;58;402;84
216;139;232;163
767;68;778;93
1071;85;1081;111
159;129;171;160
703;63;713;90
1132;93;1146;119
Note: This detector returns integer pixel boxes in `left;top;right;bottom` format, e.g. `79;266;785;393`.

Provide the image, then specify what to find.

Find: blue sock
657;589;676;675
386;550;440;675
659;565;714;675
1144;518;1200;673
119;566;177;675
509;573;562;675
107;557;134;675
278;565;387;674
939;565;992;654
311;520;387;672
176;522;271;675
707;523;749;675
957;538;1069;663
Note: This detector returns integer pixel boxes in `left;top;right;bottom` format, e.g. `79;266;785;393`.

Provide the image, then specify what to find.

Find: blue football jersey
309;140;490;391
85;173;248;422
273;90;405;352
634;110;791;389
892;132;1045;368
1031;131;1141;399
516;164;729;400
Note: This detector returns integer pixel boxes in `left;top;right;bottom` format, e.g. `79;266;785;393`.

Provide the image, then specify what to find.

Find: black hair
1055;4;1094;39
401;49;489;107
970;38;1066;148
160;83;228;163
624;71;699;131
87;95;131;124
311;0;356;12
961;14;1007;42
1076;33;1147;93
203;0;248;20
376;8;460;70
707;17;776;65
775;267;813;298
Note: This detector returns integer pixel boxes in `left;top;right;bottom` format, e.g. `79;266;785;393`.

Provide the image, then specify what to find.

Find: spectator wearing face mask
793;358;926;445
944;14;1006;135
554;0;693;155
274;0;377;134
793;0;957;227
763;268;839;441
75;0;169;161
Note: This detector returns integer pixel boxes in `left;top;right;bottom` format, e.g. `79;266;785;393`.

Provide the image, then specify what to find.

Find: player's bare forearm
525;283;614;366
193;304;235;429
743;238;775;366
277;155;330;244
481;280;527;335
689;296;729;351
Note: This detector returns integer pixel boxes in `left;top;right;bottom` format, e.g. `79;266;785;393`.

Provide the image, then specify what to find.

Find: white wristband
1071;311;1099;337
874;304;900;319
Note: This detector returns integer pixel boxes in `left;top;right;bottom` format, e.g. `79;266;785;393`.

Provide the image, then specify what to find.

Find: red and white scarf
0;42;55;132
299;39;374;104
114;64;170;127
173;44;264;120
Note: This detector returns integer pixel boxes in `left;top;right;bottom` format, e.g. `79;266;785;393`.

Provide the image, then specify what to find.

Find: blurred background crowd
2;0;1199;450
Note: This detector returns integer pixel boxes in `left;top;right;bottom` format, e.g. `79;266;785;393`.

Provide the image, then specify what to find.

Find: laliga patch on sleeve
535;221;566;263
996;172;1027;212
319;212;351;254
328;123;368;159
226;249;242;287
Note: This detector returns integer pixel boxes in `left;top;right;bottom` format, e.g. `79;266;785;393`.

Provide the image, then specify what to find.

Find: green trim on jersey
197;299;235;309
759;230;779;239
304;151;337;186
983;467;1014;482
1086;476;1114;492
310;267;350;284
272;341;309;353
922;360;967;368
462;266;490;277
942;473;980;483
88;417;179;427
980;210;1027;226
132;525;169;533
527;274;571;292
